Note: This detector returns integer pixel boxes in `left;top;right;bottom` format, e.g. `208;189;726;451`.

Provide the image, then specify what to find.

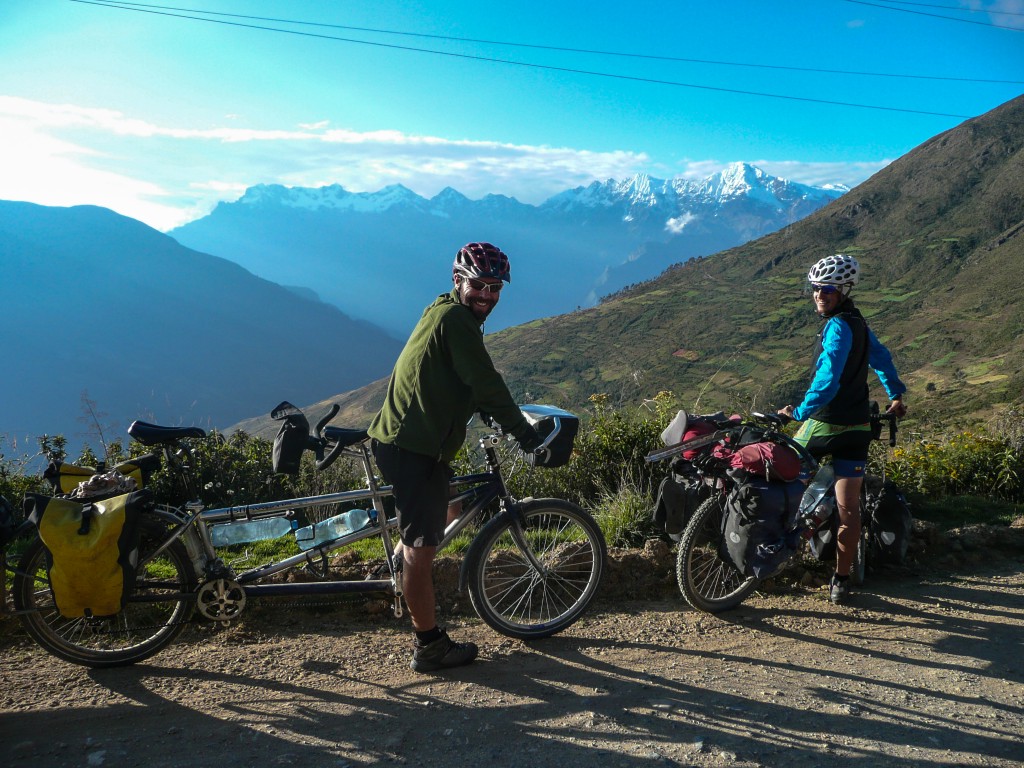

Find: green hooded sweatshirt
368;289;529;463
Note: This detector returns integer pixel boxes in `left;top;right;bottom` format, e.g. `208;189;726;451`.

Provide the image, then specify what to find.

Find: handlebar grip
888;418;898;447
315;439;346;472
314;403;340;438
753;411;791;426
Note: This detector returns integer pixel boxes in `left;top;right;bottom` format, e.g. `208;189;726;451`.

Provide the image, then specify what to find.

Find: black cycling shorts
371;440;452;547
793;419;872;478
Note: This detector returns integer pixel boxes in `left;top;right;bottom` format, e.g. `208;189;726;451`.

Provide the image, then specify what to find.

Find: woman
779;254;908;604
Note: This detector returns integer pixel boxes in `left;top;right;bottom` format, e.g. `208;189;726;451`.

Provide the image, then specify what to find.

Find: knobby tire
676;496;758;613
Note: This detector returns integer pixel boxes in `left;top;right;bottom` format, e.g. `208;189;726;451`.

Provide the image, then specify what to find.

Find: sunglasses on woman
811;283;841;295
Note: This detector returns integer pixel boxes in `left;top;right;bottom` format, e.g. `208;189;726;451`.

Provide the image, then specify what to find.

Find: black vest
814;301;870;425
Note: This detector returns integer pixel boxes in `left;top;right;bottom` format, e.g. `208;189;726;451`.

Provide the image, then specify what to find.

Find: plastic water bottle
210;516;294;547
799;464;836;528
294;508;371;550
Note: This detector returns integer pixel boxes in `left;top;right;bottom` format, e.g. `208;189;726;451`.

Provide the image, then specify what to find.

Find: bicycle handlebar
313;404;345;472
873;411;899;447
751;411;789;427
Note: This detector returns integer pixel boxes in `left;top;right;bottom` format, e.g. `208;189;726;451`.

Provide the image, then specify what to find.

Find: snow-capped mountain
170;163;845;335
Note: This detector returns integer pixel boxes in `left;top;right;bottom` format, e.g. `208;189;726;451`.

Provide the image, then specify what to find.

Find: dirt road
2;553;1023;768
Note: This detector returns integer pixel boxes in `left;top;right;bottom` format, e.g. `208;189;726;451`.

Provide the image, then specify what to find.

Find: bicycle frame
141;431;519;614
5;406;607;667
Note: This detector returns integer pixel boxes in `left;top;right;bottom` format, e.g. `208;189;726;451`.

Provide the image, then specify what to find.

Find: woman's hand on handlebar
776;405;795;423
886;398;907;419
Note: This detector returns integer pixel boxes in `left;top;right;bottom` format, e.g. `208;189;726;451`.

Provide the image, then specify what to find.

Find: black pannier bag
0;495;20;548
865;478;913;565
808;511;838;562
271;401;310;474
653;464;713;541
25;490;148;618
520;405;579;468
723;479;804;579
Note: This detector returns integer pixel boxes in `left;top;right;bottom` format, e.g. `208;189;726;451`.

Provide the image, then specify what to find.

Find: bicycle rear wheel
676;496;758;613
464;499;606;640
13;516;196;667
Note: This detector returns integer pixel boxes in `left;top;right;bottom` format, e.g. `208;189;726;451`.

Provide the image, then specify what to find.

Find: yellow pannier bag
25;491;147;618
44;454;161;496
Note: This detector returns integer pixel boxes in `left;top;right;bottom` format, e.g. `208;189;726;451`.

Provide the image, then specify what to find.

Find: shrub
871;429;1024;502
502;394;668;510
592;470;658;548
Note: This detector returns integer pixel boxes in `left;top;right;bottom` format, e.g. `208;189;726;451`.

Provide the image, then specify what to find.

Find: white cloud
666;212;696;234
967;0;1024;30
0;96;889;231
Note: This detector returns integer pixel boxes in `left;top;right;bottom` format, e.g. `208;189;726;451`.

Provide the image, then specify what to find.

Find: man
778;254;908;605
368;242;543;672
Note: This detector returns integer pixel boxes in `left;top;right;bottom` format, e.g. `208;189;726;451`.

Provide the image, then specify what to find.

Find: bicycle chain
43;591;404;639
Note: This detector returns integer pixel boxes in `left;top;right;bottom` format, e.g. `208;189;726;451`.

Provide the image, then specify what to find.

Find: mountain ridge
231;95;1024;438
170;162;843;336
0;201;403;449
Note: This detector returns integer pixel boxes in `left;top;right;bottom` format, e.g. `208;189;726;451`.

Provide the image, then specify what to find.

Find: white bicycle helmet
807;253;860;286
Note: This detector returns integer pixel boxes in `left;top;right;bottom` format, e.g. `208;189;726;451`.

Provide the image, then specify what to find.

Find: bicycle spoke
466;501;606;638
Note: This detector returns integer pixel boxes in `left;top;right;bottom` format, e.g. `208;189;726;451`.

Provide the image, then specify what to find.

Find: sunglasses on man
463;277;504;294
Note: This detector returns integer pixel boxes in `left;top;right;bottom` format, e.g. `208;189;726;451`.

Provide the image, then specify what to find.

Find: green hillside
488;94;1024;428
236;94;1024;437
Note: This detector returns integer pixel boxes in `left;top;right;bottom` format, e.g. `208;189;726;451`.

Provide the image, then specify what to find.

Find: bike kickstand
392;583;404;619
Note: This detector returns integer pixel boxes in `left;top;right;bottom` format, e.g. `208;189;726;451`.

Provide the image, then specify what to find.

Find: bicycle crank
196;578;247;624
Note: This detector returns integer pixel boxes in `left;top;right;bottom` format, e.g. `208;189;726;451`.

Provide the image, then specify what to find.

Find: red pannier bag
724;441;802;482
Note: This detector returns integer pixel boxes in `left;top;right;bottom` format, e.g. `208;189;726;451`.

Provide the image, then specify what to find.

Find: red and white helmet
807;253;860;286
453;242;511;283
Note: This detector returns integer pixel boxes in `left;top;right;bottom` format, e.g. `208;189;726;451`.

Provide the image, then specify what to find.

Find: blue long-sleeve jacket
792;314;907;422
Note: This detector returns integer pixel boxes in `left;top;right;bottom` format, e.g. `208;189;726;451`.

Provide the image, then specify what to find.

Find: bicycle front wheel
464;499;606;640
13;516;197;667
676;496;758;613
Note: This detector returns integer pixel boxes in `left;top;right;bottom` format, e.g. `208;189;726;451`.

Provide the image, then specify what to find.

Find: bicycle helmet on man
453;242;511;283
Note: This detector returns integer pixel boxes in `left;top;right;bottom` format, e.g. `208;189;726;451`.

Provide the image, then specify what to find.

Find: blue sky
1;0;1022;230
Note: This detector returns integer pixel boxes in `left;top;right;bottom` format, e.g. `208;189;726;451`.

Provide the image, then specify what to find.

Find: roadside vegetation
3;393;1023;556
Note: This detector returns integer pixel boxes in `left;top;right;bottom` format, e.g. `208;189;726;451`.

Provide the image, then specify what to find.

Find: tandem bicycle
4;403;607;667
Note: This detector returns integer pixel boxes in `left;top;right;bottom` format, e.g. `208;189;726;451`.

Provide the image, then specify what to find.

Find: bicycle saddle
128;421;207;445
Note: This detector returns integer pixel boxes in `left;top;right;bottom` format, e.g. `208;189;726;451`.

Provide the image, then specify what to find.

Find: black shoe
830;574;851;605
410;628;478;673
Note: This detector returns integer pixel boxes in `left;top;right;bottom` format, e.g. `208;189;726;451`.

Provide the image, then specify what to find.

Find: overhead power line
79;0;1024;85
876;0;1024;17
70;0;977;118
841;0;1024;31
